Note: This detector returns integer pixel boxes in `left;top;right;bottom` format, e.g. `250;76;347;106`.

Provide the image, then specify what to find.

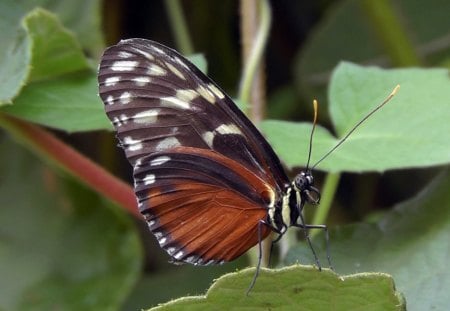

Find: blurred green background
0;0;449;310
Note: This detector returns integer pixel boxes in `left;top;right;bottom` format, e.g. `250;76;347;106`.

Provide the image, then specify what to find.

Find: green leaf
294;0;450;103
123;260;247;310
0;3;107;132
0;1;101;105
23;8;90;81
2;72;111;132
150;266;404;311
37;0;104;54
0;7;108;132
285;170;450;311
262;63;450;172
0;2;31;104
0;137;142;310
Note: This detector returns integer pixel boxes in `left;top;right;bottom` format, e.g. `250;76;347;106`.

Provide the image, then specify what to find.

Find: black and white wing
98;39;289;192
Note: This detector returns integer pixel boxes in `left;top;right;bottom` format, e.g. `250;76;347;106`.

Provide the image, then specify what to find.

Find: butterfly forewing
98;39;288;264
98;39;289;189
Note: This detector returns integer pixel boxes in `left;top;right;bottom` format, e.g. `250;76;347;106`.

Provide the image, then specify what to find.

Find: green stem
238;0;271;107
311;172;340;237
360;0;422;66
239;0;272;267
0;113;139;217
164;0;194;54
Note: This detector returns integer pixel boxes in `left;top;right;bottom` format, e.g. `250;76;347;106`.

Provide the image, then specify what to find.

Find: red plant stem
0;113;140;218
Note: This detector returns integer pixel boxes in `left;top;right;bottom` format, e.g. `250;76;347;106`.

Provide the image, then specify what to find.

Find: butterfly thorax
268;171;320;234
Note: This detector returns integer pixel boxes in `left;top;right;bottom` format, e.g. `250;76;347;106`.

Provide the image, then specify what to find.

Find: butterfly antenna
305;99;319;171
311;85;400;170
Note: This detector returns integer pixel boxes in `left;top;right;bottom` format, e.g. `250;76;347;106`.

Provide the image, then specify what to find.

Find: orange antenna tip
312;100;318;124
391;85;400;97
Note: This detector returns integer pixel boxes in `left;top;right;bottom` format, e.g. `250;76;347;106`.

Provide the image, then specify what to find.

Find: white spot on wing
156;137;180;151
112;117;120;126
104;76;120;87
118;51;133;58
142;174;155;185
147;64;166;76
128;144;142;151
133;109;159;124
177;89;198;102
159;237;167;244
120;92;132;104
202;124;242;147
174;56;190;70
131;47;154;60
113;114;130;126
166;62;185;80
195;258;204;265
151;46;164;54
167;247;176;255
196;85;215;104
105;95;114;105
132;76;151;86
202;131;214;148
151;156;171;166
208;83;225;99
111;60;139;71
160;96;190;110
185;255;197;263
123;136;142;151
174;251;184;260
215;124;242;135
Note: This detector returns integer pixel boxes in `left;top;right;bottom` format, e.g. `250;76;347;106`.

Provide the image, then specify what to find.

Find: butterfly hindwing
134;147;273;264
98;38;289;190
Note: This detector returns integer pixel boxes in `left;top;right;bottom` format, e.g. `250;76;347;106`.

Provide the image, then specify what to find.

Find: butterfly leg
293;212;333;271
301;223;333;271
246;220;276;295
267;224;288;267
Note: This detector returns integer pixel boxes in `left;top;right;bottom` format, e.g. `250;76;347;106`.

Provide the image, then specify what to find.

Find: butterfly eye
294;171;314;191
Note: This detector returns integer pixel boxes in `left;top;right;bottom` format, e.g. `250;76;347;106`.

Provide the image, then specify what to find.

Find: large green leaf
3;72;110;132
262;63;450;172
0;7;109;132
294;0;450;104
22;9;90;81
285;170;450;311
123;260;247;310
0;1;102;105
0;136;142;310
150;266;404;311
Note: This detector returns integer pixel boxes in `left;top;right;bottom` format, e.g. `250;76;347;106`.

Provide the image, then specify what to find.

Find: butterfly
98;38;396;289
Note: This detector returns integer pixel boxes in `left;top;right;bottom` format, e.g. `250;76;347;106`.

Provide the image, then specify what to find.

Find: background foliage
0;0;449;310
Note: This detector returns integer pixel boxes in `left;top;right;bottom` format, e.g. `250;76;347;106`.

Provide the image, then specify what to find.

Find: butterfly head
293;171;320;206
